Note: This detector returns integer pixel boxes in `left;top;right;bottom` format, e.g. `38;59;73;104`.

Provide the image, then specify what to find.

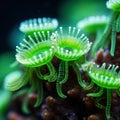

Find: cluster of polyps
5;0;120;118
4;17;92;109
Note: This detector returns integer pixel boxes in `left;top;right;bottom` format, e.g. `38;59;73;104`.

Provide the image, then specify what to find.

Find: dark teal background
0;0;109;54
0;0;61;53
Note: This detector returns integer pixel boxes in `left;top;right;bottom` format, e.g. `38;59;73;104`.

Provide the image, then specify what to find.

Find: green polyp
16;42;53;67
52;27;91;61
53;27;91;98
85;62;120;89
77;15;108;59
16;31;54;68
15;29;57;107
80;22;106;33
82;62;120;120
77;15;108;34
55;38;84;61
4;70;25;91
19;17;58;35
106;0;120;12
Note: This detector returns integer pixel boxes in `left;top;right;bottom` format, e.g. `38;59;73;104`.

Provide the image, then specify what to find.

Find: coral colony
2;0;120;120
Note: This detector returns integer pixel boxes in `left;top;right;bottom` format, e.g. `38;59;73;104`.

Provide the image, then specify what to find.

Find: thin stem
87;87;104;97
105;89;112;120
29;77;44;107
36;62;57;82
56;61;67;98
46;62;57;82
60;61;69;84
21;76;35;114
71;62;94;90
116;14;120;32
77;55;86;67
36;67;45;80
34;79;43;107
90;29;102;59
22;93;30;114
12;88;28;99
116;88;120;96
95;96;105;109
96;12;118;51
110;20;117;56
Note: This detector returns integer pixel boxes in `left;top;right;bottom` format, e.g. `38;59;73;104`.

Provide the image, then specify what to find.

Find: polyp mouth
55;37;91;61
16;41;54;67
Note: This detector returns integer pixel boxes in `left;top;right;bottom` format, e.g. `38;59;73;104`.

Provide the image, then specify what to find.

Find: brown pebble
46;96;56;107
83;96;94;109
103;50;111;61
95;49;104;64
88;114;100;120
28;93;38;105
67;87;81;97
44;109;54;120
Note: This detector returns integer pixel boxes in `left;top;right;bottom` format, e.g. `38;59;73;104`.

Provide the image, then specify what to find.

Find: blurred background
0;0;62;53
0;0;110;54
0;0;111;119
